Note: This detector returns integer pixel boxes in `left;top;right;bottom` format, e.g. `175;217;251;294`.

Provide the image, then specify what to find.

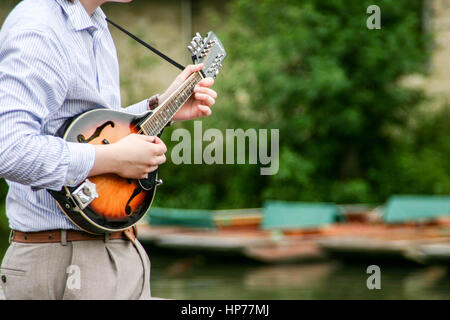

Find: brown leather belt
10;226;137;244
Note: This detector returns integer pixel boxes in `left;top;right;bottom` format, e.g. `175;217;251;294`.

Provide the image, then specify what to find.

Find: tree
188;0;436;207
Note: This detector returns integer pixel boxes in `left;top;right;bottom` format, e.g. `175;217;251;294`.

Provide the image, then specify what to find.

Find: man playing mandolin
0;0;217;299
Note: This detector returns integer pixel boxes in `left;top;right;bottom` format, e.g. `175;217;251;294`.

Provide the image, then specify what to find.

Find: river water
148;249;450;300
1;244;449;299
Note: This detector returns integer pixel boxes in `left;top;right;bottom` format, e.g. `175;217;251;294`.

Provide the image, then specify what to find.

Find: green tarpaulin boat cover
262;201;340;230
147;207;215;228
147;208;262;229
384;195;450;223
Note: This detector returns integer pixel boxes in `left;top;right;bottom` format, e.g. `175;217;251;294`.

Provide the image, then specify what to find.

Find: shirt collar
55;0;107;32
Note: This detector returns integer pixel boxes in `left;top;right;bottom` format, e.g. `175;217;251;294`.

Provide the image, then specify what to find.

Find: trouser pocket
0;242;53;300
0;267;27;300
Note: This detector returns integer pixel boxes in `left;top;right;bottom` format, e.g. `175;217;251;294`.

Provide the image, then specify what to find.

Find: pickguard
138;170;158;190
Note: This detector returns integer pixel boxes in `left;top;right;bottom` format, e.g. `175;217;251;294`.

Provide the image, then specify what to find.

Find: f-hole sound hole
125;187;143;216
77;121;115;143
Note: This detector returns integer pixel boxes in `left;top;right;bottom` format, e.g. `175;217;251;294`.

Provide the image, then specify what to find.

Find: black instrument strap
106;18;185;71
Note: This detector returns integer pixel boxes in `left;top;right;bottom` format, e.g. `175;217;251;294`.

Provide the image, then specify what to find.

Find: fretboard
140;72;203;136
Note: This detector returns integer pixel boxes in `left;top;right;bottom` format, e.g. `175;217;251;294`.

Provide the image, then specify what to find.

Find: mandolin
48;32;226;234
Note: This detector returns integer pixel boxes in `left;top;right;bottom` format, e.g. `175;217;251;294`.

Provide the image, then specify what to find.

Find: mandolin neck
140;71;203;135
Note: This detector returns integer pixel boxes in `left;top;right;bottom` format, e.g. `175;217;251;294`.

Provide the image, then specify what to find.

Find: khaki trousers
0;237;151;300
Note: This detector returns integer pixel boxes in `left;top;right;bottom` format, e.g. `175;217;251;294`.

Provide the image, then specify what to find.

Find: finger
142;167;158;179
154;143;168;156
194;86;217;99
141;135;157;143
178;63;204;81
198;77;214;87
152;137;168;153
152;147;165;157
152;136;162;144
154;154;167;165
195;93;215;107
148;154;166;167
197;105;212;117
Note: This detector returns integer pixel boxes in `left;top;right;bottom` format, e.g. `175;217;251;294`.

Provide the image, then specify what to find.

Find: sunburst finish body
49;108;158;234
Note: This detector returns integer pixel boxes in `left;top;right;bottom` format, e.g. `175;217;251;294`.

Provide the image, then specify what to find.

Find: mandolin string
137;72;203;136
138;73;200;135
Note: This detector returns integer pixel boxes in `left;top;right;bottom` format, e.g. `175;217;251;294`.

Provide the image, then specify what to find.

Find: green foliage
185;0;443;207
154;0;448;209
372;105;450;197
0;180;9;258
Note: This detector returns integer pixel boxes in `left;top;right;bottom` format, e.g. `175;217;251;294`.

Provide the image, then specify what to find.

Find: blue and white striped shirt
0;0;150;231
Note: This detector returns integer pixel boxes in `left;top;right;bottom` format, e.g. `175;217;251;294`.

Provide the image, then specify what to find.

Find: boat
318;195;450;264
138;201;345;263
137;195;450;264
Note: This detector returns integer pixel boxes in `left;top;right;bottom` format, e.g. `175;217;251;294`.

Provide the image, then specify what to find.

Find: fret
146;120;157;136
141;125;149;136
140;71;203;135
143;122;153;136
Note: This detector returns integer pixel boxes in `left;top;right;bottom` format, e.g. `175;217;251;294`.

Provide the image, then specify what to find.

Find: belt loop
104;233;110;243
123;228;136;243
8;230;14;244
61;230;68;246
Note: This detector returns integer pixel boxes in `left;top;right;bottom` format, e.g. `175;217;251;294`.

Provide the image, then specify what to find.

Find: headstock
188;32;226;79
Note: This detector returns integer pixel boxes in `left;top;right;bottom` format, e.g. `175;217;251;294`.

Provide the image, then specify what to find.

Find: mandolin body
49;108;159;234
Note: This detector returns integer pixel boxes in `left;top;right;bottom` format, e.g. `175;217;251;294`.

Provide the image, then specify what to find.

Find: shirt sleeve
124;99;148;114
0;28;95;191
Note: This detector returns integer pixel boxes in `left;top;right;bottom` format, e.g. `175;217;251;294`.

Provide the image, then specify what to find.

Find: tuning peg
188;46;195;54
195;33;205;45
